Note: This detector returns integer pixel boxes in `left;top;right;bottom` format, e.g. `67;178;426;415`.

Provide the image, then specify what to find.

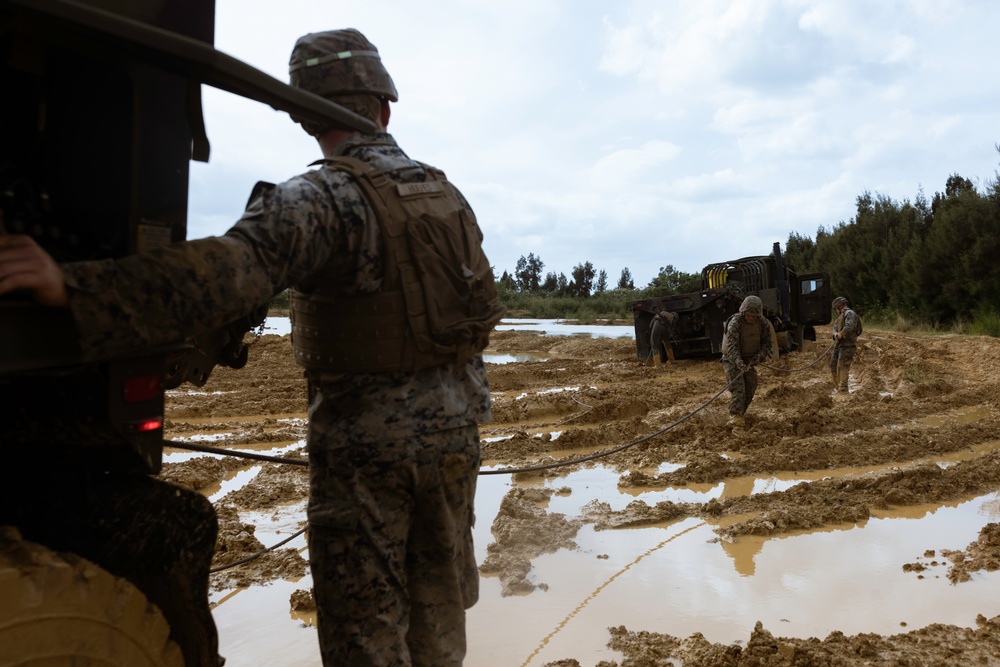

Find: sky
188;0;1000;288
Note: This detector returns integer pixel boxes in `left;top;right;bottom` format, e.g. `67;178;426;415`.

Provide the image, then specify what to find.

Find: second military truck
629;242;831;361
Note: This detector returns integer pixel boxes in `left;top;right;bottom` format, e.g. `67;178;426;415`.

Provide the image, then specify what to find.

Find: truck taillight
123;375;162;403
134;419;163;432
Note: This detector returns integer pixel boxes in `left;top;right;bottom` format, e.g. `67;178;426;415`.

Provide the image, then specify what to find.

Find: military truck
629;242;831;362
0;1;373;664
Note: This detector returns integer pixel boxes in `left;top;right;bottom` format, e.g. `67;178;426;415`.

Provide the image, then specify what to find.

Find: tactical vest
290;156;505;373
740;320;761;358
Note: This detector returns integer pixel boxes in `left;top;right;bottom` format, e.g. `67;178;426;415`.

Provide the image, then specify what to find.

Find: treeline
783;158;1000;332
496;254;701;319
497;146;1000;331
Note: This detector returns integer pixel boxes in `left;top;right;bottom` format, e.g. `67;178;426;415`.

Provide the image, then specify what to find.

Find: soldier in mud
721;295;773;427
649;309;678;364
830;296;861;392
0;27;503;667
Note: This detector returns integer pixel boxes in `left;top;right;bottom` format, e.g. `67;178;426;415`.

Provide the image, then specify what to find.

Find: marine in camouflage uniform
830;296;860;392
0;28;500;667
649;309;677;364
721;295;773;421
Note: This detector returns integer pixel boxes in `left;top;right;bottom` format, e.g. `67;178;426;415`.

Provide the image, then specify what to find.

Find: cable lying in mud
167;344;835;474
171;344;836;571
481;342;836;476
167;440;309;466
209;526;308;573
758;340;835;373
519;521;707;667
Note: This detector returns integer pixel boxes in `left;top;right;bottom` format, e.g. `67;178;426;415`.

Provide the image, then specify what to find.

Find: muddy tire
0;527;183;667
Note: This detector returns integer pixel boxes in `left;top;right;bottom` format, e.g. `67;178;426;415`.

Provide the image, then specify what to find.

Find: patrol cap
739;295;763;316
289;29;398;102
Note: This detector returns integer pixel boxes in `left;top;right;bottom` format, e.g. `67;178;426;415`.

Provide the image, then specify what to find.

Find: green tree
556;273;569;293
784;231;817;273
901;176;1000;321
810;190;927;312
595;269;608;293
541;271;559;294
647;264;699;294
618;268;634;290
498;270;516;291
570;261;596;297
515;253;544;293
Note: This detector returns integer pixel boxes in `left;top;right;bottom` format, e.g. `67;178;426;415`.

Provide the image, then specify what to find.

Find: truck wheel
794;324;805;351
0;528;183;667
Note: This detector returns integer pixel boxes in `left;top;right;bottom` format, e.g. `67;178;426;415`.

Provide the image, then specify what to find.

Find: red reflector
123;375;162;403
135;419;162;432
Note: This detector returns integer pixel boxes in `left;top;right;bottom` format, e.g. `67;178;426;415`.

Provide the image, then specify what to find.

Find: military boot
839;364;851;392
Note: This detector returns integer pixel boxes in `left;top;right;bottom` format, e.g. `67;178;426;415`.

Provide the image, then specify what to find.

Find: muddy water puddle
204;449;1000;666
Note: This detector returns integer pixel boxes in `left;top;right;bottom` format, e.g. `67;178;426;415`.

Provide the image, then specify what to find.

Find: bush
969;309;1000;337
269;289;290;315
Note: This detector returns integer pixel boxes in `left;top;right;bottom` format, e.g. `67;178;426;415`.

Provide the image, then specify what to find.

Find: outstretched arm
0;234;68;307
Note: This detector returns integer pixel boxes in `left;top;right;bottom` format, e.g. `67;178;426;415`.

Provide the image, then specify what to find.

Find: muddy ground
162;323;1000;666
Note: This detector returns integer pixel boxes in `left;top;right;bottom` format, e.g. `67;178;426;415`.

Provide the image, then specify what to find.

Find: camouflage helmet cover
739;295;763;316
832;296;848;309
289;29;399;102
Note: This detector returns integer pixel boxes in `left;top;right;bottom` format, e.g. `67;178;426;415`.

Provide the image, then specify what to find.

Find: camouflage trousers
723;360;758;416
830;344;856;390
649;320;673;364
306;425;481;667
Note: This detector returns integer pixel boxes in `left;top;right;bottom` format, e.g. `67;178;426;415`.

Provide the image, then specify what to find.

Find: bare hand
0;234;69;306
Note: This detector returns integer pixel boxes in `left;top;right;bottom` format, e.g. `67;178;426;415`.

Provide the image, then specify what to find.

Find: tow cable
172;342;836;571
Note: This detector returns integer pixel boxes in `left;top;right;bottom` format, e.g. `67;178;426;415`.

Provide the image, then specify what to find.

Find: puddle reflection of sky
263;317;635;339
205;442;1000;667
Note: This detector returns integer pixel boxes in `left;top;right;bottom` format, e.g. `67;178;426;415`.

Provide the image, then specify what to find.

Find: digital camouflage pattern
288;29;398;136
649;310;677;364
831;306;861;391
289;29;398;102
307;425;479;666
59;131;491;665
721;312;774;416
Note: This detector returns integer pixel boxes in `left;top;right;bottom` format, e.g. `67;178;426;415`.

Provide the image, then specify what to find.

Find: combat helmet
832;296;848;310
288;29;398;134
739;295;763;317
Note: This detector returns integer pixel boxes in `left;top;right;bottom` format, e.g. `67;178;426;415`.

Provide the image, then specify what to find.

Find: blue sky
188;0;1000;287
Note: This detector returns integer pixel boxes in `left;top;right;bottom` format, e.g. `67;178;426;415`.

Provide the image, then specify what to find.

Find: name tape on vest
396;181;445;197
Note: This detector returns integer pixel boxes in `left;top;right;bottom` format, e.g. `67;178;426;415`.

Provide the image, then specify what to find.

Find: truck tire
0;527;183;667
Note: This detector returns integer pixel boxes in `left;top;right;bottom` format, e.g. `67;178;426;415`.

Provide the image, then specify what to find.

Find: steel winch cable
483;339;838;476
168;342;835;475
166;440;309;467
479;370;746;476
209;526;308;573
757;340;836;373
174;342;836;571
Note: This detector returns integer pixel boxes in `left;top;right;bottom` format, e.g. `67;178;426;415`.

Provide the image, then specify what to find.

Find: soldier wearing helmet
830;296;861;392
721;295;774;427
649;309;678;364
0;28;501;667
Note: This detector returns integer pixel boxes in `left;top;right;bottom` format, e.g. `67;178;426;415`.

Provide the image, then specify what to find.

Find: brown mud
163;325;1000;666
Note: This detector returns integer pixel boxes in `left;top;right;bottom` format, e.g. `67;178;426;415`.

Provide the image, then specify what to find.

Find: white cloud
588;140;683;189
185;0;1000;286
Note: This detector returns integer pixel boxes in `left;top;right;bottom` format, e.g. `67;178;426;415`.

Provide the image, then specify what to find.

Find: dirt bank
163;324;1000;666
